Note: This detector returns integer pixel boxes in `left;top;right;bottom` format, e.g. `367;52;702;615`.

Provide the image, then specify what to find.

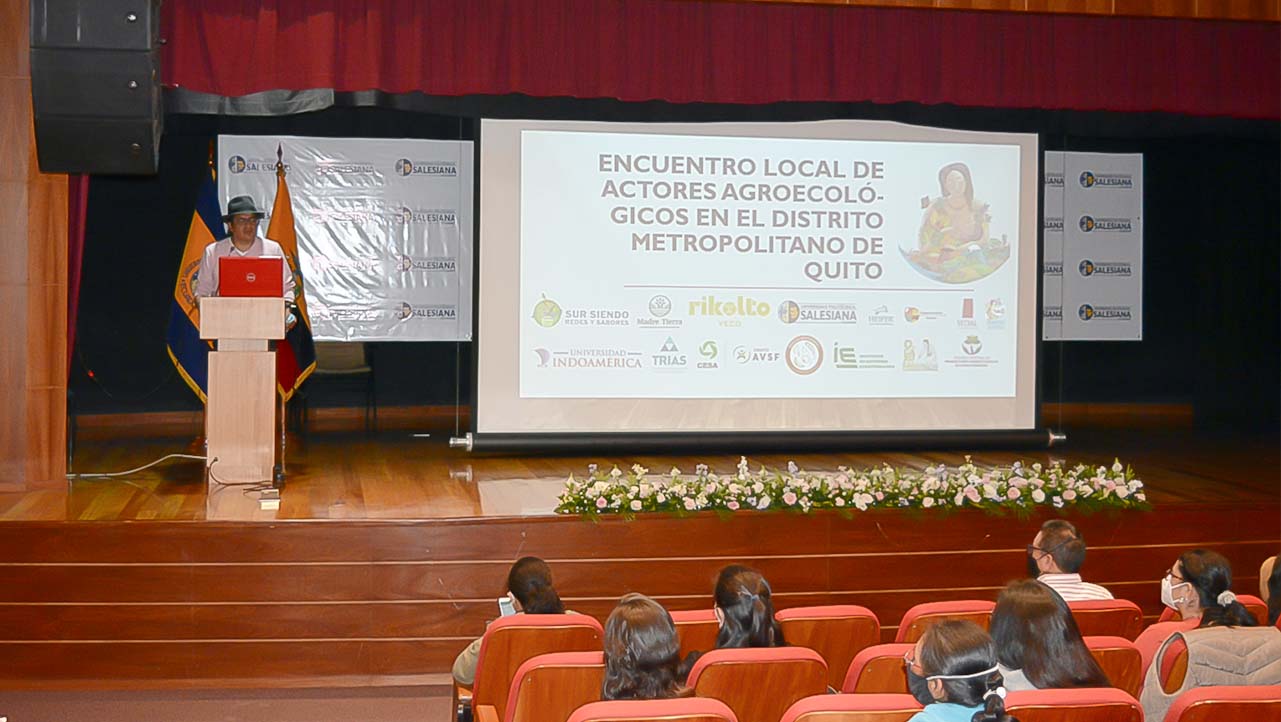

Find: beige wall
0;0;67;491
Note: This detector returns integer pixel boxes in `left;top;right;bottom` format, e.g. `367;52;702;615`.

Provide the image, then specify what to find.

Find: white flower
630;500;642;511
922;497;935;508
835;497;845;507
1052;496;1064;508
1032;489;1046;503
656;493;667;504
1116;486;1130;498
1112;460;1124;473
609;467;622;478
683;498;696;511
757;495;772;510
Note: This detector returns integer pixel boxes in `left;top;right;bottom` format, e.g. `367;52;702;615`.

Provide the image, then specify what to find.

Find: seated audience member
1133;549;1258;673
451;556;569;686
905;620;1018;722
989;579;1109;691
602;593;687;700
679;564;786;677
1261;554;1279;625
1026;519;1113;601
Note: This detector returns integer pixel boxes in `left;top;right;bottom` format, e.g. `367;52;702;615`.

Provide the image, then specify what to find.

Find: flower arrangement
555;457;1148;520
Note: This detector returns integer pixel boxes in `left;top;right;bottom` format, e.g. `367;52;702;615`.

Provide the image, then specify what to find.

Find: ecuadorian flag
165;167;224;402
268;155;317;401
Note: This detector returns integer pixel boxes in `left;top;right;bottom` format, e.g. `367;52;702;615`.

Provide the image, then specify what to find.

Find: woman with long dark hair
601;593;686;700
679;564;786;678
989;579;1109;690
1133;549;1258;672
905;620;1017;722
451;556;568;685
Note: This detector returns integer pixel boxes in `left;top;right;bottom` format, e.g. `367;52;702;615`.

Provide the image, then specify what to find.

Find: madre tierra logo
1079;170;1135;189
395;159;459;177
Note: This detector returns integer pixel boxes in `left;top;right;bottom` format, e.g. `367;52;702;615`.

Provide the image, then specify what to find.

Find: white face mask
1161;574;1190;610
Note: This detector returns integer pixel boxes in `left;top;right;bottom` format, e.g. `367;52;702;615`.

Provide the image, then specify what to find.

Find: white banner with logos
1062;152;1143;340
1041;152;1065;340
1042;151;1142;341
217;135;474;341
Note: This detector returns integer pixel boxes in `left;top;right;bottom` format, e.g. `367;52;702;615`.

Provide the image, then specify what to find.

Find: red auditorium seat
1084;635;1144;698
670;608;721;661
1004;687;1144;722
475;651;605;722
687;646;828;722
1069;599;1145;640
894;600;996;643
1162;684;1281;722
779;693;922;722
841;643;913;694
1157;593;1269;625
776;605;881;690
567;698;739;722
467;614;605;722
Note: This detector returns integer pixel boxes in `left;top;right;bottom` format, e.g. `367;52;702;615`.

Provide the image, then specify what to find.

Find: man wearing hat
194;195;296;299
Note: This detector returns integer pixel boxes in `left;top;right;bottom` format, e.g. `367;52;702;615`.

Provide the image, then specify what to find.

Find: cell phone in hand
498;595;516;617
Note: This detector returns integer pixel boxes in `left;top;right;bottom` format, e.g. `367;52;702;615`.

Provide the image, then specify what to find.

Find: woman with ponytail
679;565;786;679
904;620;1017;722
1133;549;1258;673
451;556;571;685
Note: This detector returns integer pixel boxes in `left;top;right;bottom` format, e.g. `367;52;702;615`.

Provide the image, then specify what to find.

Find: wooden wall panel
0;0;67;493
733;0;1281;21
0;502;1274;687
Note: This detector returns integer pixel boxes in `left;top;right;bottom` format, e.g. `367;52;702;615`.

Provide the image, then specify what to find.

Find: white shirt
194;235;295;299
1038;572;1114;601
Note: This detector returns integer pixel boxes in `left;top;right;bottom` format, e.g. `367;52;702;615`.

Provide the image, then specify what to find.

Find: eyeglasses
231;216;259;225
903;649;922;672
1165;567;1185;583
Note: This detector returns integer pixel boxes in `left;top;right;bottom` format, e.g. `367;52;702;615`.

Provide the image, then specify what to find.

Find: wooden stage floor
0;425;1276;688
4;427;1278;521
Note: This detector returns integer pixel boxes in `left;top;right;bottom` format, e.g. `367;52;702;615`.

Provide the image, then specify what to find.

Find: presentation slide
479;119;1039;434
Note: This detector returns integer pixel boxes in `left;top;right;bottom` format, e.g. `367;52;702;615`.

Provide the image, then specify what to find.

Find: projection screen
477;119;1039;436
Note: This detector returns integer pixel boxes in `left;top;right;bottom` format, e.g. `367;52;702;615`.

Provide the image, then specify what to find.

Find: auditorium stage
0;422;1276;689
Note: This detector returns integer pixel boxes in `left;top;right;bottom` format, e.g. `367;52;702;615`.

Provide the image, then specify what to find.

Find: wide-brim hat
222;195;265;221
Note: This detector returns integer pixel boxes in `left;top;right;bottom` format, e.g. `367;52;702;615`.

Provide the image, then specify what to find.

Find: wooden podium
199;297;287;484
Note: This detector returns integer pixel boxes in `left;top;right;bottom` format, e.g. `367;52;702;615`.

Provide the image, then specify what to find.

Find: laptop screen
219;256;284;298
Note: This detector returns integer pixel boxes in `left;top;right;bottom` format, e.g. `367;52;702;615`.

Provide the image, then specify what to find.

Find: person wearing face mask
904;620;1018;722
1025;519;1113;601
1132;548;1258;674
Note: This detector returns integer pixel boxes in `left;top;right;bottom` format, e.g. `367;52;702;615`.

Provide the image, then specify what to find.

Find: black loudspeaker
30;0;163;175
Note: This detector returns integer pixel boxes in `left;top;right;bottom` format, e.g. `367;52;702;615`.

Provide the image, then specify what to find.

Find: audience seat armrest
475;704;500;722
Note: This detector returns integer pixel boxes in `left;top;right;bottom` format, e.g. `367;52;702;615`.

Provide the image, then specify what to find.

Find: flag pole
273;143;288;490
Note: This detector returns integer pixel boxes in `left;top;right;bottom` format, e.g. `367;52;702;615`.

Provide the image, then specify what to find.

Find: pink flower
727;501;740;511
683;498;697;511
1062;489;1077;501
1007;487;1021;500
783;492;798;505
965;487;982;503
595;497;607;509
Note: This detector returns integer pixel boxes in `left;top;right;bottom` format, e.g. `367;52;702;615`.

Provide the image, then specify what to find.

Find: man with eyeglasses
194;195;295;300
1026;519;1114;601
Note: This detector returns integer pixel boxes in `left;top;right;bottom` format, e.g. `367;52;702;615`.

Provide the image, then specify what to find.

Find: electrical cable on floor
207;458;275;494
67;453;207;479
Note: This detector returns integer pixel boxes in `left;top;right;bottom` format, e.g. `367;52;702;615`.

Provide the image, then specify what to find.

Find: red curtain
67;174;88;377
161;0;1279;120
